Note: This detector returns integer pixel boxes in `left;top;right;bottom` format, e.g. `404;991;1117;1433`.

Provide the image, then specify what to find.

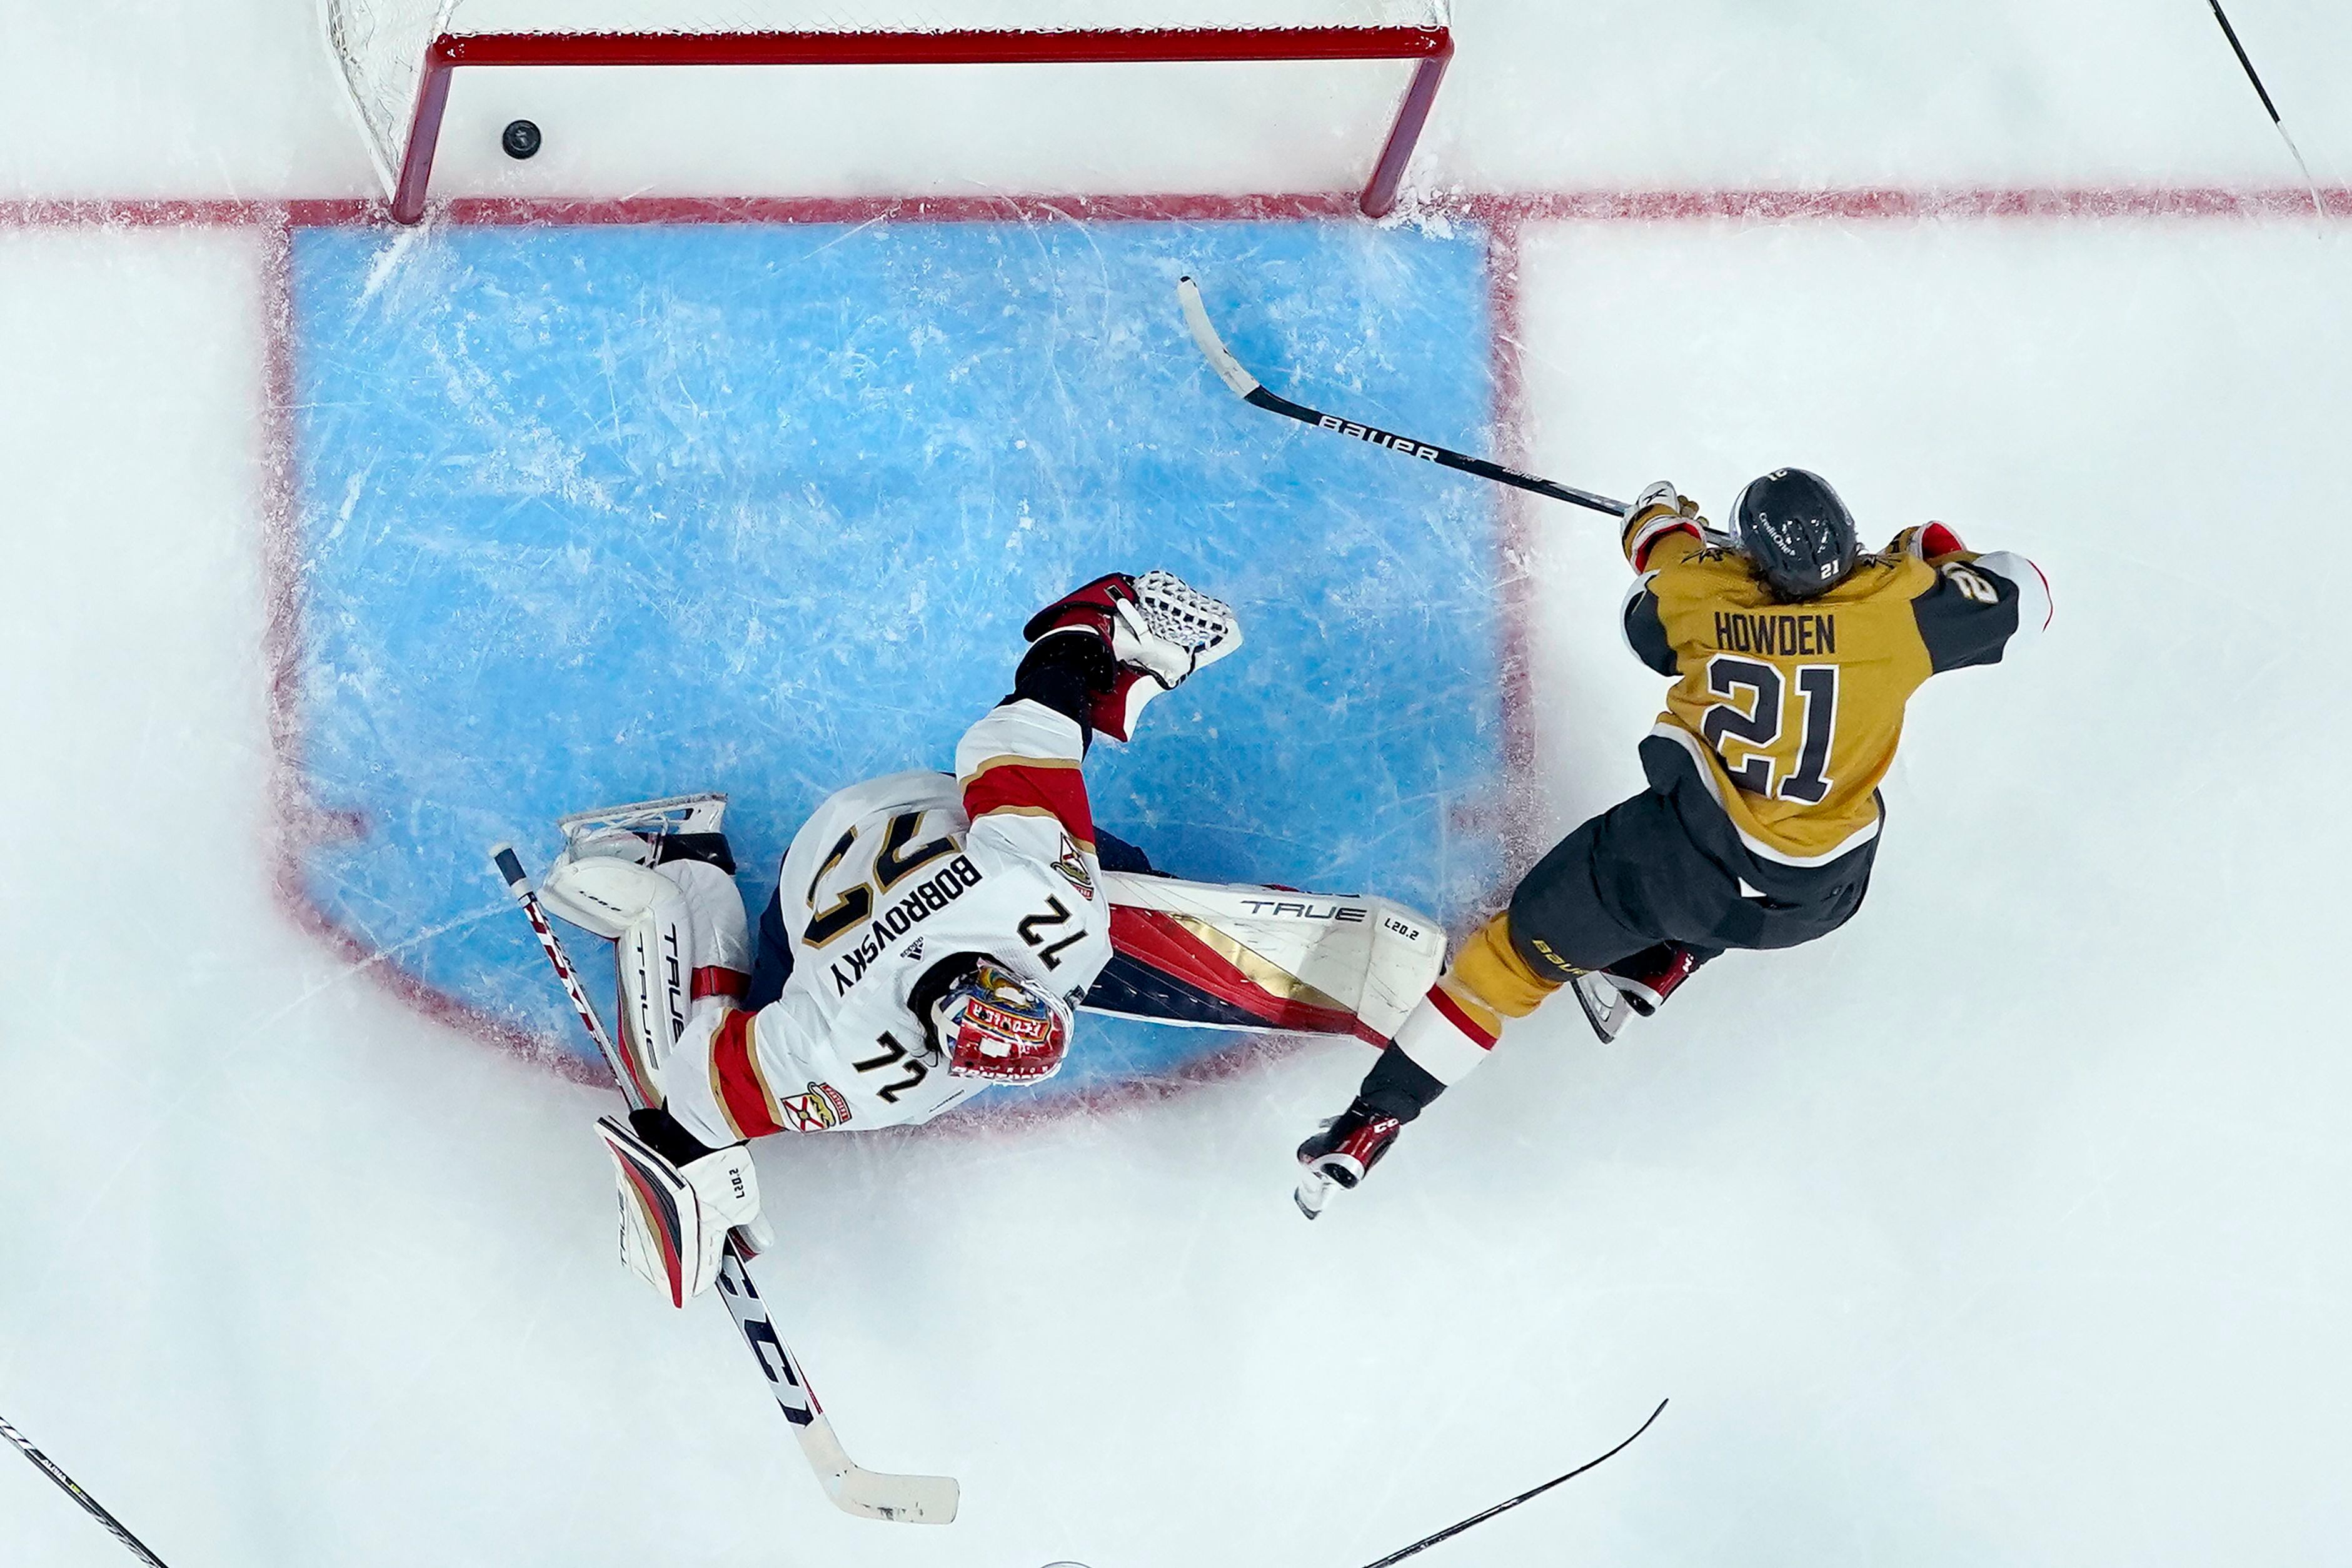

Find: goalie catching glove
1022;569;1241;742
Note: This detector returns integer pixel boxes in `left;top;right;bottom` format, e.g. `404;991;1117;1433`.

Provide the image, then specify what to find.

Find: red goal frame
388;24;1455;224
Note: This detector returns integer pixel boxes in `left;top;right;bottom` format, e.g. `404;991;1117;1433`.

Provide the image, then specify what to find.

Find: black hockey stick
1357;1399;1669;1568
1177;277;1627;517
2206;0;2327;218
489;845;958;1525
2;1413;173;1567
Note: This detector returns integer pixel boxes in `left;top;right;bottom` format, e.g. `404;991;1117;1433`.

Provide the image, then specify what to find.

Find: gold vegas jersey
1621;527;2050;867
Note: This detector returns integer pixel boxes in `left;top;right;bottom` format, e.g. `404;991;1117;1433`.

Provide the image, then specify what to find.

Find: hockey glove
1889;522;1967;560
596;1107;772;1307
1023;570;1242;742
1620;480;1708;571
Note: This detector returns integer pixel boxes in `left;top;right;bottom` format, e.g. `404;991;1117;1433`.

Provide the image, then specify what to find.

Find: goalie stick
489;844;959;1526
1177;276;1627;517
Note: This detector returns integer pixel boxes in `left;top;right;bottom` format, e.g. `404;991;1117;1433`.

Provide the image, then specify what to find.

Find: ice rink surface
4;4;2350;1567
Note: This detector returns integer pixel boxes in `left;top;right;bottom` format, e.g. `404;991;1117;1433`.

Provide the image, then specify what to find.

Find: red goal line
0;186;2344;231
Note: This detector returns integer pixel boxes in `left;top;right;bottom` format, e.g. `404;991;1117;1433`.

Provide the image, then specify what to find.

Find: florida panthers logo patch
1053;833;1097;902
780;1081;853;1132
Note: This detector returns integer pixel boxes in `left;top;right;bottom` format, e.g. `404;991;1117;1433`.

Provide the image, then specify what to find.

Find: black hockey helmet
1727;468;1859;600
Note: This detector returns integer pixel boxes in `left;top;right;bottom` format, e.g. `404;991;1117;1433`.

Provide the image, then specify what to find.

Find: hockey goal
321;2;1454;223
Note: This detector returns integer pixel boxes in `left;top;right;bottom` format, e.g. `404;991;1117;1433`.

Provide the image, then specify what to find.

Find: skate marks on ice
282;216;1507;1097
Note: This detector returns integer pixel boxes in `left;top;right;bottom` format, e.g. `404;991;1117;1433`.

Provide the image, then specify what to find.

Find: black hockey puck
502;119;542;159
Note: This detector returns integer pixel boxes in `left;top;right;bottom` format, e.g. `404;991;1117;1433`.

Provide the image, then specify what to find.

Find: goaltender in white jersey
536;570;1243;1306
695;733;1116;1140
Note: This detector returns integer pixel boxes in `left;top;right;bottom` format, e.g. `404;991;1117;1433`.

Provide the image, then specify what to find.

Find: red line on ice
1;184;2346;230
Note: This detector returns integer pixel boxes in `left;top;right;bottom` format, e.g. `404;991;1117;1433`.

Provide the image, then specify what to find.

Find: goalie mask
930;958;1073;1084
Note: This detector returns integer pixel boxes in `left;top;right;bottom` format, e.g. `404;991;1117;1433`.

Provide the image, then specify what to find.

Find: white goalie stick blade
1572;970;1634;1043
490;843;959;1527
710;1251;960;1525
1089;872;1445;1044
834;1463;962;1525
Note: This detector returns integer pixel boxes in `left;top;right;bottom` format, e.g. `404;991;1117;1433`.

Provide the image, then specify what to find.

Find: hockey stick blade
835;1465;962;1524
1176;276;1626;516
490;843;960;1525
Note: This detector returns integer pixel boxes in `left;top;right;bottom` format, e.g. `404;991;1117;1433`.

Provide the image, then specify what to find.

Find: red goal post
321;6;1455;224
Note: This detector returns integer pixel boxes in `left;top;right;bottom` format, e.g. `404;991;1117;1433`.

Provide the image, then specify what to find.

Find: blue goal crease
285;216;1505;1096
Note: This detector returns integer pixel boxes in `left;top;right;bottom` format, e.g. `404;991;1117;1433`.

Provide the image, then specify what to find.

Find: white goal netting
321;0;1450;202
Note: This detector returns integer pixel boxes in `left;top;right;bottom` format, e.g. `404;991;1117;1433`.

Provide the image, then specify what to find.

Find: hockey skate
1572;943;1707;1043
1572;971;1636;1043
1294;1099;1404;1220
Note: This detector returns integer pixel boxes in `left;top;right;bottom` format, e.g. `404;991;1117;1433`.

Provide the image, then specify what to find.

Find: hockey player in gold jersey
1295;468;2051;1217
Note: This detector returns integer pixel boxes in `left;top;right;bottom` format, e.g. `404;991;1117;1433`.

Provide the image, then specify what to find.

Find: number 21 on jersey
1700;655;1840;804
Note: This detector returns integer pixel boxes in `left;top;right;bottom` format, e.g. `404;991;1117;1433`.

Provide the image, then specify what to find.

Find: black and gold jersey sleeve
1619;569;1680;676
1909;550;2053;673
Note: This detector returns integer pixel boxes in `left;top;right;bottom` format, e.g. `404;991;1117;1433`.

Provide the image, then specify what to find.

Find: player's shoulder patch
1654;543;1762;606
1052;832;1097;902
1852;548;1934;595
779;1080;853;1132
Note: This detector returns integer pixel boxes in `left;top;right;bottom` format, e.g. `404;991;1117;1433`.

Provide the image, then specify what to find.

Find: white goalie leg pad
538;830;670;940
540;839;696;1099
596;1113;762;1308
611;860;754;1101
545;838;751;1102
663;858;751;979
1094;872;1445;1042
613;889;694;1092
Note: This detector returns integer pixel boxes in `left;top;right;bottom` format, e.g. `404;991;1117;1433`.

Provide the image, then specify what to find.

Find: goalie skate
555;790;728;848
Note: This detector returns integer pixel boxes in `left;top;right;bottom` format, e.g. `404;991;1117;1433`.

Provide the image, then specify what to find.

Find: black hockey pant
1505;781;1875;980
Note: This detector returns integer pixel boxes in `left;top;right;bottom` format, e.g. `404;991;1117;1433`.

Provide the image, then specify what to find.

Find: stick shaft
2208;0;2328;217
1;1416;173;1568
1177;276;1626;516
1248;381;1625;515
1358;1399;1669;1568
2208;0;2281;123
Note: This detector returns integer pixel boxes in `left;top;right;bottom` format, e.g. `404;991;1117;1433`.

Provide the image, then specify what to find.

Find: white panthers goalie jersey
663;700;1113;1144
